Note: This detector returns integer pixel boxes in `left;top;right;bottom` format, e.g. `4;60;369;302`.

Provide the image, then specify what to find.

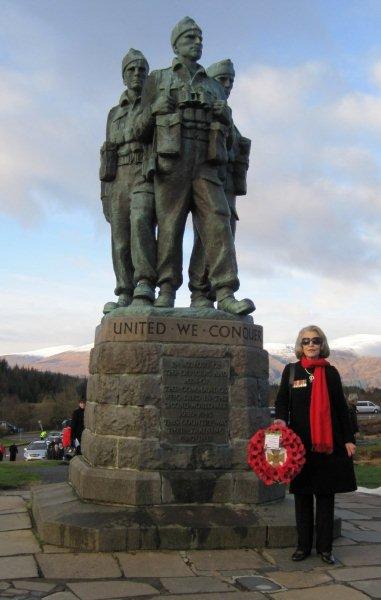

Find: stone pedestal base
33;307;292;550
32;483;342;552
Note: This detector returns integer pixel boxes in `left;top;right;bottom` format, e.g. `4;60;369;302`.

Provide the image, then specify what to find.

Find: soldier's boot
154;283;176;308
217;287;255;316
131;281;155;306
190;290;215;309
103;292;132;315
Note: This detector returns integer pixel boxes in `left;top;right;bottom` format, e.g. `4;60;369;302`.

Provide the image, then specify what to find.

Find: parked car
0;421;19;434
24;441;47;461
356;401;380;414
46;430;62;443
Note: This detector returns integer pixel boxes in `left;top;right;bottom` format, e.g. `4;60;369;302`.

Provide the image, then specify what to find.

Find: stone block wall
69;311;284;506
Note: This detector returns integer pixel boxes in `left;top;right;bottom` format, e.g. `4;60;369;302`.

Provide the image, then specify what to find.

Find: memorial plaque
162;356;230;444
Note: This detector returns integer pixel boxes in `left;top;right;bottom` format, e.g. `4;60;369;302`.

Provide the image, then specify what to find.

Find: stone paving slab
116;551;193;577
262;548;340;571
158;594;266;600
11;581;56;592
353;508;381;517
44;593;78;600
335;509;372;520
187;549;267;571
348;579;381;598
0;531;40;556
343;529;381;543
1;588;30;597
263;569;332;588
351;520;381;532
0;497;27;515
36;553;122;579
269;583;370;599
0;556;38;579
341;521;360;531
67;580;160;599
160;576;235;594
329;565;381;580
334;544;381;565
333;536;357;546
0;513;31;532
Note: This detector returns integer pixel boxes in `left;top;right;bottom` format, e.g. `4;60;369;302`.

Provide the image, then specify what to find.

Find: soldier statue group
100;17;254;317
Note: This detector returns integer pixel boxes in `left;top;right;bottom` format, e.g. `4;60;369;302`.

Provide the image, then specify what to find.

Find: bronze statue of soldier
134;17;254;316
188;59;251;308
100;49;156;314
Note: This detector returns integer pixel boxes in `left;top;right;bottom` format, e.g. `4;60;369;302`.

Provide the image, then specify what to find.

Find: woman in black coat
275;325;356;565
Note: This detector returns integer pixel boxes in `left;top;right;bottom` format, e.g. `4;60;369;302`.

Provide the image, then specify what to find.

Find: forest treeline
0;359;87;431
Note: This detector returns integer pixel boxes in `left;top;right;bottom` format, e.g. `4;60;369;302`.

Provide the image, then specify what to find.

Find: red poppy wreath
247;422;306;485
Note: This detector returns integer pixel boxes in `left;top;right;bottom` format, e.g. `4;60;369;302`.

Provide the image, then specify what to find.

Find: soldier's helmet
207;59;235;79
121;48;149;76
170;16;202;50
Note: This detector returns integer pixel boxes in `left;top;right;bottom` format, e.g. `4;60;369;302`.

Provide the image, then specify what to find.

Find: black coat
275;362;357;495
71;407;85;445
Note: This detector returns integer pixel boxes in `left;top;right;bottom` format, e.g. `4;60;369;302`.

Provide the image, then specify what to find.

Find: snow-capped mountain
330;335;381;357
2;334;381;387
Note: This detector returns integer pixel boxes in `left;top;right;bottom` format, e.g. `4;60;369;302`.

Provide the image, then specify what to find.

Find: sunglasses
301;337;322;346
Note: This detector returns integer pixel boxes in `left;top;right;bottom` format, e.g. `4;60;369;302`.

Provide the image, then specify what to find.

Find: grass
354;463;381;488
0;460;62;489
0;437;29;447
354;436;381;488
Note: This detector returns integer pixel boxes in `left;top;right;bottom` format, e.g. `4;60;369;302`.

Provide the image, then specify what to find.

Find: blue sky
0;0;380;353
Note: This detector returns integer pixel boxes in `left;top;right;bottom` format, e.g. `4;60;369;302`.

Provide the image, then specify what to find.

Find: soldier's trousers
189;191;237;296
106;163;156;297
154;140;239;293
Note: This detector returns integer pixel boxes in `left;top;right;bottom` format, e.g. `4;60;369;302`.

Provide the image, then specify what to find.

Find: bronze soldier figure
100;49;156;313
188;59;251;308
134;17;254;316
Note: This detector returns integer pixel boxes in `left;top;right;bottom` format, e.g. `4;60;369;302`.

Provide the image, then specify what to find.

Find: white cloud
229;60;381;286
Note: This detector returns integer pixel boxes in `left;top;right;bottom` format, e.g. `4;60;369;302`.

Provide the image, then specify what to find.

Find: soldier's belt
117;152;144;166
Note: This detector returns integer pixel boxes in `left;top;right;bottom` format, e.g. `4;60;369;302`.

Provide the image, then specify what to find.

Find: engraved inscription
96;316;263;347
162;357;229;444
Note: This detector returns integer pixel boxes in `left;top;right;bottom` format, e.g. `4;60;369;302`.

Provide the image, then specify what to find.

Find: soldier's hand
152;95;175;116
212;101;231;126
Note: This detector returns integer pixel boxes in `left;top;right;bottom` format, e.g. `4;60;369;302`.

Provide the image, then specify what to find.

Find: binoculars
178;87;212;109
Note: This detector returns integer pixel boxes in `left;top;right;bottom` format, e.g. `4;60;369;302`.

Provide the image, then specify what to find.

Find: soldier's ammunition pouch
207;122;228;165
99;141;118;182
156;113;182;157
233;136;251;195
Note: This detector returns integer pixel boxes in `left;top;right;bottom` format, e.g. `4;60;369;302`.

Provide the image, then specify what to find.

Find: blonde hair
294;325;330;359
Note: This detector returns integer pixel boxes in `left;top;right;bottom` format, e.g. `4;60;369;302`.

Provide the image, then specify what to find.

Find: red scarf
300;357;333;454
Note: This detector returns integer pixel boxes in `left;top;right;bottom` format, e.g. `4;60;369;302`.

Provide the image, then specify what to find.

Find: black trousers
294;493;335;553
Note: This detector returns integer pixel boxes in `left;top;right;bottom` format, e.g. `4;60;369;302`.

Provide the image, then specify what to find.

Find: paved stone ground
0;490;380;599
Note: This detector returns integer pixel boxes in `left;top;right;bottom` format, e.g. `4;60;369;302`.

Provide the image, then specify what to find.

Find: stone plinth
70;307;282;507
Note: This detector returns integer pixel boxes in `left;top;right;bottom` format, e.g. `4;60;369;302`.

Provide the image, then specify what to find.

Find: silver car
356;401;380;414
24;441;47;461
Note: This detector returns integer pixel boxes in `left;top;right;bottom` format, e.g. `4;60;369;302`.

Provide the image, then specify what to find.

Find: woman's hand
345;442;356;457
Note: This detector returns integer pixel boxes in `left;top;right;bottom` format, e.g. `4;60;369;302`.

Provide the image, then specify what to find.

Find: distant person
275;325;357;565
0;443;5;461
347;394;359;436
9;444;18;462
71;399;86;455
40;430;47;441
